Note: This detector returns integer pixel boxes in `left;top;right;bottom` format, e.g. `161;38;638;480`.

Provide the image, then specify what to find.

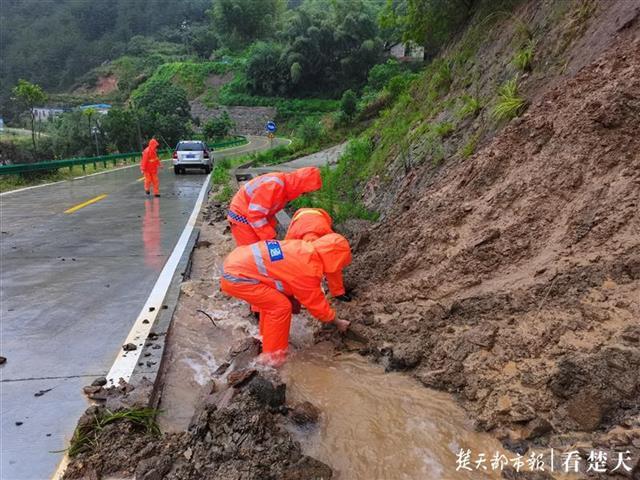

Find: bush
296;117;323;147
491;77;526;121
203;111;235;140
340;90;358;119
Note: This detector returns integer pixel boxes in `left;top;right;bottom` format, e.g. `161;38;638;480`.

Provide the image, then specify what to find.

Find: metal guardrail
0;136;247;175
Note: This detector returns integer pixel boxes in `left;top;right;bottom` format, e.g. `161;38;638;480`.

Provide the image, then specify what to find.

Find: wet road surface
0;138;273;479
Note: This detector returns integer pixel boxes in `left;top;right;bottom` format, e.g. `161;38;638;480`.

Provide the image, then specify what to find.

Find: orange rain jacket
222;233;351;322
227;167;322;240
285;208;345;296
140;139;161;174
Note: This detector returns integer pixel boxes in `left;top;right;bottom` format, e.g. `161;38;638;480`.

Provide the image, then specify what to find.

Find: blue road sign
266;121;277;133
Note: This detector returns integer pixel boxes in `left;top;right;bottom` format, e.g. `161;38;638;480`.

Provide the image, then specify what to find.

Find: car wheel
204;165;211;174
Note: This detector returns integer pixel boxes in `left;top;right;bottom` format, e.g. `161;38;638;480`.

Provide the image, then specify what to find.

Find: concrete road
0;137;273;479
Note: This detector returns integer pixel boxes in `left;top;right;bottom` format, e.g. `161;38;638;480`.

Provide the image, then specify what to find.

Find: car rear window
176;142;205;151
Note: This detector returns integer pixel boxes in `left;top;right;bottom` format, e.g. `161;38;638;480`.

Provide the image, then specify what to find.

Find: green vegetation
243;0;384;97
456;94;481;120
459;132;480;158
491;77;526;121
203;112;235;141
513;40;535;72
146;61;237;99
12;80;47;154
131;78;192;146
211;0;285;50
67;408;159;457
292;138;378;223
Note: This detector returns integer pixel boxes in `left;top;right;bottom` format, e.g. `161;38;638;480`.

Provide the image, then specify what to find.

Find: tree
382;0;475;56
12;79;47;154
131;78;192;146
203;111;235;140
296;117;323;147
244;0;384;97
102;108;139;152
211;0;286;50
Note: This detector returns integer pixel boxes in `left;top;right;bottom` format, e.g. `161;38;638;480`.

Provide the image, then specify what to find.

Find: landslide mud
339;21;640;476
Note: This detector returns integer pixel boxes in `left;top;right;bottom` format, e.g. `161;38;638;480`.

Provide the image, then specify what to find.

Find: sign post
265;120;277;147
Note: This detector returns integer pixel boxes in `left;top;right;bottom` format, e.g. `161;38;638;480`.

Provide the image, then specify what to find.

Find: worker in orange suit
140;138;162;197
220;233;352;365
285;207;352;302
227;167;322;246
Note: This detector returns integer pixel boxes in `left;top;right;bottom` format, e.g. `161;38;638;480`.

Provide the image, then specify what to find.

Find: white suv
173;140;212;174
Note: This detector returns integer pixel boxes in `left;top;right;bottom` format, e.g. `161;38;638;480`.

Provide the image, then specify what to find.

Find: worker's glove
333;318;350;333
335;292;353;302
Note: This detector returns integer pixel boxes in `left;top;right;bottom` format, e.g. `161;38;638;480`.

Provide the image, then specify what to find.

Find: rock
135;455;172;480
465;325;498;349
566;390;603;430
522;417;552;440
621;325;640;343
214;362;230;375
501;437;529;455
383;341;422;371
122;343;137;351
83;385;103;395
228;337;261;368
290;401;321;426
227;368;257;388
247;375;286;408
196;240;212;248
15;421;23;426
496;395;513;414
0;356;6;365
91;377;107;387
283;455;333;480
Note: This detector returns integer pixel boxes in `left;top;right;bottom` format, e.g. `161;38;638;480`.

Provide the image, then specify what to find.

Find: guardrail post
82;164;86;172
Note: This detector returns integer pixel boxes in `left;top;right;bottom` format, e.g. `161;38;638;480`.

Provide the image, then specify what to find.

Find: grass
513;40;535;72
456;94;482;120
67;408;159;457
291;138;378;224
491;77;526;121
460;132;480;158
0;159;146;193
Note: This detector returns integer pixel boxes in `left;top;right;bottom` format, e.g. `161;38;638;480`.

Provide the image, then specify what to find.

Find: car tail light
172;151;177;159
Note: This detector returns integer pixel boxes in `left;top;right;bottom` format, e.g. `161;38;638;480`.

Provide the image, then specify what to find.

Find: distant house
32;106;65;122
388;41;425;62
79;103;112;115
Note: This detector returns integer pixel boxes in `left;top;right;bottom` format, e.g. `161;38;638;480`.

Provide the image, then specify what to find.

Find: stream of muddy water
159;300;502;479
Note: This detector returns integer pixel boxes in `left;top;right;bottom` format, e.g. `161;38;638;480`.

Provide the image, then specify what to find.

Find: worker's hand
333;318;350;333
335;292;353;302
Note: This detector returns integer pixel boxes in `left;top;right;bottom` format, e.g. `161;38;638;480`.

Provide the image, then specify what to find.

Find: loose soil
337;13;640;477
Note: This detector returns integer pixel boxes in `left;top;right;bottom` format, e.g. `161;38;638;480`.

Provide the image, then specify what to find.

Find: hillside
328;0;640;471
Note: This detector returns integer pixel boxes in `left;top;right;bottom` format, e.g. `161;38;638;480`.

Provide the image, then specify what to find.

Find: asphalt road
0;137;274;479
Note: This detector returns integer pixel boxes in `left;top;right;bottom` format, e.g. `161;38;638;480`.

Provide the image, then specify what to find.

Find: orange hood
147;138;159;153
312;233;351;273
284;167;322;201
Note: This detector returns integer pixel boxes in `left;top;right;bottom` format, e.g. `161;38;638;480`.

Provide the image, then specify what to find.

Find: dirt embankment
339;17;640;475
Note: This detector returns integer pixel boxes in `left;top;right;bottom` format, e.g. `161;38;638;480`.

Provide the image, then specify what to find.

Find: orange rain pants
144;172;160;195
220;278;291;359
220;235;351;360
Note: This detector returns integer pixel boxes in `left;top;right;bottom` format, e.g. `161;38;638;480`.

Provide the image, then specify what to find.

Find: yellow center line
64;194;108;214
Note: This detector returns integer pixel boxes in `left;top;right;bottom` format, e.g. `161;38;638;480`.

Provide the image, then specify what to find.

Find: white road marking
50;172;211;480
106;172;211;383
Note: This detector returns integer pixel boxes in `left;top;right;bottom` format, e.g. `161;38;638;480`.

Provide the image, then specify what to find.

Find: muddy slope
341;17;640;466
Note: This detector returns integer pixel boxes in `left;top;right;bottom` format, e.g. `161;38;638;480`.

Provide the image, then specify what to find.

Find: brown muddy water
158;300;503;480
283;344;502;480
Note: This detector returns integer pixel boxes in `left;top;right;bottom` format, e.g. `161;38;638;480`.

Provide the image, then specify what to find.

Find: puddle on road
283;344;502;480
